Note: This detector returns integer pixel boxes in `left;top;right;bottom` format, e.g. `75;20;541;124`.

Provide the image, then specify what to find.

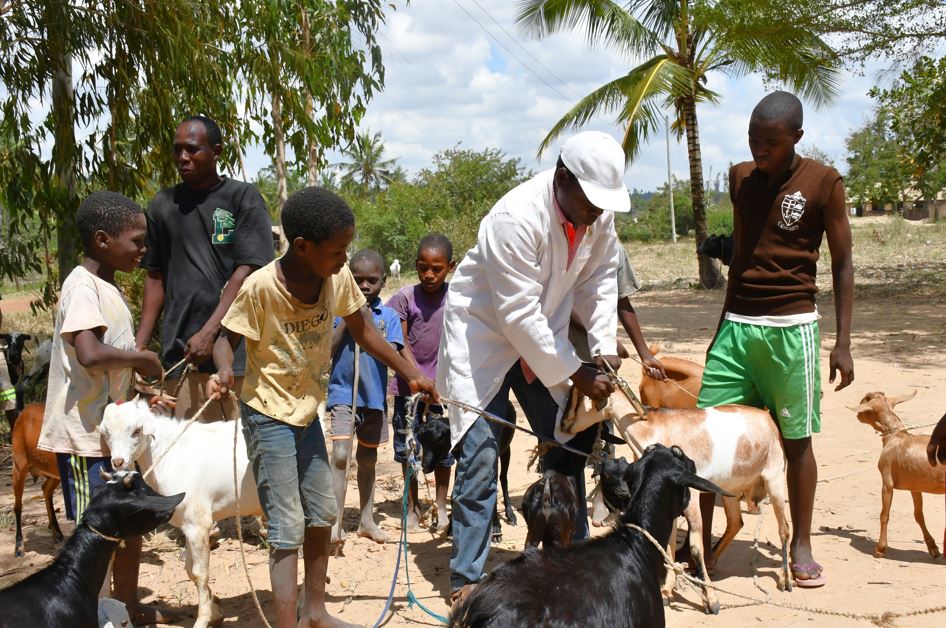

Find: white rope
141;394;218;482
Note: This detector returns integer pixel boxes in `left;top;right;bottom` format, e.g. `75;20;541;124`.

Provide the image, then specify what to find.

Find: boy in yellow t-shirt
209;186;437;628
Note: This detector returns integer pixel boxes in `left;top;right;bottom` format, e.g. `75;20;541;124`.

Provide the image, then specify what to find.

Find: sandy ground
2;286;945;627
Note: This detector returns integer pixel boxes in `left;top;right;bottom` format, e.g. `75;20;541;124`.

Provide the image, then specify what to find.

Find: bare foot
300;609;361;628
357;521;388;544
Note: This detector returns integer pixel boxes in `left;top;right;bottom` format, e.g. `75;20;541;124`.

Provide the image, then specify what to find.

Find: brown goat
638;345;702;410
849;390;945;559
12;403;63;557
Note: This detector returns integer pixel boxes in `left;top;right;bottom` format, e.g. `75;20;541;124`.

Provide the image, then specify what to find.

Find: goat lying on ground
520;469;578;549
849;390;946;559
12;402;62;556
450;444;731;628
414;403;516;540
0;469;183;628
563;390;791;611
99;396;262;628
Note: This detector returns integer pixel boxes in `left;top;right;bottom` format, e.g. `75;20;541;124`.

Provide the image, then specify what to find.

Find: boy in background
698;91;854;588
328;249;403;545
209;187;436;628
37;191;168;623
386;234;456;531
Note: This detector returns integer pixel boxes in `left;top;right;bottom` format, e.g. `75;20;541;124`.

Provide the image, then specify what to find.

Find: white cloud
243;0;897;189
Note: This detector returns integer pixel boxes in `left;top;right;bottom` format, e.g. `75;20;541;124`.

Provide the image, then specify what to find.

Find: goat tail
542;474;552;510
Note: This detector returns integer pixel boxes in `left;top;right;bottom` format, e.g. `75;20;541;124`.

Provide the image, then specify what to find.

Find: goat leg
499;442;516;525
911;492;941;559
683;493;720;615
875;484;893;558
42;477;64;543
661;516;678;604
12;462;26;557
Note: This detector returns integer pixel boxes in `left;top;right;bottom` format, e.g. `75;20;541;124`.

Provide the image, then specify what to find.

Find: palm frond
515;0;661;59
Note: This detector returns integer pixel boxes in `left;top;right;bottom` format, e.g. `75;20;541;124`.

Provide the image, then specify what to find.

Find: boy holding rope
208;187;436;628
37;192;172;624
328;248;404;545
697;91;854;588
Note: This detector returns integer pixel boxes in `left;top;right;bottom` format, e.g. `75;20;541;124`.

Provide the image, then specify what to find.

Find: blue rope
371;404;449;627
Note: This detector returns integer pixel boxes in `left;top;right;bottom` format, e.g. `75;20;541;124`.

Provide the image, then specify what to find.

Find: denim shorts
329;405;388;446
392;395;454;466
241;402;336;550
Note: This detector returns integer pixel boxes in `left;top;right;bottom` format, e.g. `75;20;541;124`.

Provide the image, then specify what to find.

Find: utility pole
665;114;677;243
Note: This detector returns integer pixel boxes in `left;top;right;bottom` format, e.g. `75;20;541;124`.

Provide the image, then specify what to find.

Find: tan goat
849;390;945;559
563;390;791;613
638;345;702;409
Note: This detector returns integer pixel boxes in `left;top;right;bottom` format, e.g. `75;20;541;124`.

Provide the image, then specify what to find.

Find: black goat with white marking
450;444;730;628
0;469;184;628
521;469;578;549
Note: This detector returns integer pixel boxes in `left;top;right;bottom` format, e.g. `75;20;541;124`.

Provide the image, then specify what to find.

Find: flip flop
791;561;826;588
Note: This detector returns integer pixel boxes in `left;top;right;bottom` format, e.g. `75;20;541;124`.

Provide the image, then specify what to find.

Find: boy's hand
406;373;439;403
594;354;621;373
572;364;614;401
136;350;164;378
641;353;667;380
185;328;217;365
828;344;854;391
927;414;946;466
207;369;234;400
616;340;631;359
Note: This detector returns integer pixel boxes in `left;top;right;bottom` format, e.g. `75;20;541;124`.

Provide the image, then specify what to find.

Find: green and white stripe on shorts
69;454;93;521
697;318;821;440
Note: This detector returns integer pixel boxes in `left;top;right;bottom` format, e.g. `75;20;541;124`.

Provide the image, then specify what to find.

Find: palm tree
336;130;399;194
516;0;840;287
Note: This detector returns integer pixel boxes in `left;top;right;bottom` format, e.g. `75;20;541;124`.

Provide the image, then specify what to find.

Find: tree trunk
681;95;724;289
271;90;289;253
301;8;318;186
233;125;250;182
49;1;78;287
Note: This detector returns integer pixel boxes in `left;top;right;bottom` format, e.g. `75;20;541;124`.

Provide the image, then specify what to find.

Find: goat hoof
705;601;720;615
491;531;503;543
14;546;24;558
872;547;886;558
505;512;518;526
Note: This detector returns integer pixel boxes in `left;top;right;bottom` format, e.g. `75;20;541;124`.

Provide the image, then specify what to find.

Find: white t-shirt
38;266;135;456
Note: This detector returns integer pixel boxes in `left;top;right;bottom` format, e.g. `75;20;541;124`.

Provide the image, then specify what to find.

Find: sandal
791;561;826;588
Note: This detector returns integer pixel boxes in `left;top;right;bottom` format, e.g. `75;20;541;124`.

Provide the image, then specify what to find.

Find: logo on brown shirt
778;191;806;231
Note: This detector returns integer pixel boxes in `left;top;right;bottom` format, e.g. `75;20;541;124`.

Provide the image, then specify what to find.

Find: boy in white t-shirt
38;191;167;623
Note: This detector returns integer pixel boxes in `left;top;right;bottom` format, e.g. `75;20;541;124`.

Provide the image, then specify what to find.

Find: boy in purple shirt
387;234;456;531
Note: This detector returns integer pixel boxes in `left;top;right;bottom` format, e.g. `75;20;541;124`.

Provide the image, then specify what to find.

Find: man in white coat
438;131;629;601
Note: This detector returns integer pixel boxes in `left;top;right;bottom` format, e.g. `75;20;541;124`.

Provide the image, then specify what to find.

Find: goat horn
847;403;872;414
887;389;918;408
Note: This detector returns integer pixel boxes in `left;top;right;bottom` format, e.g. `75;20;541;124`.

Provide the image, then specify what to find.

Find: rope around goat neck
141;394;219;482
626;521;946;627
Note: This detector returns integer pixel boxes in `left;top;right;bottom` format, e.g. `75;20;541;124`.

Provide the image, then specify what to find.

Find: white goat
849;390;946;559
563;390;790;613
99;397;261;628
389;258;401;279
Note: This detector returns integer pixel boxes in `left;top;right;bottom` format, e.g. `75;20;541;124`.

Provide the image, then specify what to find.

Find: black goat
698;233;733;266
1;332;31;427
595;455;631;514
0;469;184;628
521;469;578;549
415;402;516;540
450;444;730;628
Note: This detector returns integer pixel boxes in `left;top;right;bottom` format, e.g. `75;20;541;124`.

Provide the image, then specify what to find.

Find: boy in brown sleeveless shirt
697;91;854;587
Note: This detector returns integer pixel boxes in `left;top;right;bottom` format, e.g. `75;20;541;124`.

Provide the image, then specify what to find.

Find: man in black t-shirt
135;116;274;420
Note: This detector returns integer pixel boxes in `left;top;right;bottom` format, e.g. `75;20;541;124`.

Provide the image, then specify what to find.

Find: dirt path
2;287;944;627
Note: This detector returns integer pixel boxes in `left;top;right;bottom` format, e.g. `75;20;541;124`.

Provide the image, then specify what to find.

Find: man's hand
829;343;854;391
207;368;234;400
927;413;946;466
572;364;614;401
185;328;217;365
135;351;164;378
406;374;439;403
593;354;621;373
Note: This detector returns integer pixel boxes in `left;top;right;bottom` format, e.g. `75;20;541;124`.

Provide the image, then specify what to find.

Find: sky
243;0;894;192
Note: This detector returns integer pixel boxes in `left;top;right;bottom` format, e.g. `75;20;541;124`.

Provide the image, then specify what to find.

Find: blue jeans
241;402;336;550
450;362;595;589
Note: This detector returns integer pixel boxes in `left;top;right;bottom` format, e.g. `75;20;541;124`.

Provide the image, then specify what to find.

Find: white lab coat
438;169;620;448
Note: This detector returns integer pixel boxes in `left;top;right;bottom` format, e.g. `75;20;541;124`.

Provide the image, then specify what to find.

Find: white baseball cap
559;131;631;213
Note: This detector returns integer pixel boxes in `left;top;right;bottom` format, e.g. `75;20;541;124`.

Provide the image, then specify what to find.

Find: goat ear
888;389;917;408
846;403;872;414
685;473;734;498
601;432;626;446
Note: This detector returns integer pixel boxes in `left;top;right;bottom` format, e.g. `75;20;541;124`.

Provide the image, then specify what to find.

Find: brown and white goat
849;390;945;559
563;390;791;612
12;403;63;557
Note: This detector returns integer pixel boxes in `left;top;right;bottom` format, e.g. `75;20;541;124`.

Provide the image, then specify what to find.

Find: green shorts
697;318;821;440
